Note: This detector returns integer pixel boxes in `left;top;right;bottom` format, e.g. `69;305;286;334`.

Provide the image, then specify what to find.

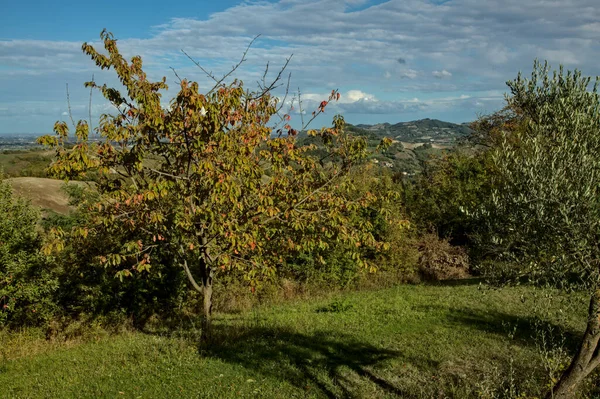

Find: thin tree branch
179;245;204;293
66;83;76;129
298;87;305;127
182;34;261;95
169;67;183;84
146;167;189;180
88;74;94;132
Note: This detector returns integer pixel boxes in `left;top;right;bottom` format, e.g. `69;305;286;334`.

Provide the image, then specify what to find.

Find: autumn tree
39;30;391;329
476;61;600;398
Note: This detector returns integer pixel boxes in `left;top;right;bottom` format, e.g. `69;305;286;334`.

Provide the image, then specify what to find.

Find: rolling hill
352;118;473;144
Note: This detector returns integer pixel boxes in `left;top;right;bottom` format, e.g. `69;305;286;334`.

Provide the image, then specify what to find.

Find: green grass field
1;283;597;398
0;150;53;178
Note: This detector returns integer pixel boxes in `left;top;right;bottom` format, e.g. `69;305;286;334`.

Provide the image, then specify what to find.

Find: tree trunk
200;262;214;336
179;242;215;339
546;289;600;399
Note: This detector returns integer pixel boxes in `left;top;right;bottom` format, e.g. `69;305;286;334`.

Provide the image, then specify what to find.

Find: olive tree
477;61;600;398
39;31;391;328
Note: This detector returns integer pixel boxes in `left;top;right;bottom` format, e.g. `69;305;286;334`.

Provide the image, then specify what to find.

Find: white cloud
399;69;419;79
432;69;452;79
343;90;377;103
2;0;600;131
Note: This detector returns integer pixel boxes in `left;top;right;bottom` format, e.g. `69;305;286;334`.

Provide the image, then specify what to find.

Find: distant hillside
8;177;89;214
339;118;475;174
352;118;473;144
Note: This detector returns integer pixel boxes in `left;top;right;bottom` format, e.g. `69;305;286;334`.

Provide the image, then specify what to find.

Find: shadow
423;277;486;287
412;305;583;353
199;324;419;398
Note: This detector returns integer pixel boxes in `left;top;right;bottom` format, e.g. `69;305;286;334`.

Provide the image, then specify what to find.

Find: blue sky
1;0;599;134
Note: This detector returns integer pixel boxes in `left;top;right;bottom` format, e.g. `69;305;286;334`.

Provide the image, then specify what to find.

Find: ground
1;283;597;398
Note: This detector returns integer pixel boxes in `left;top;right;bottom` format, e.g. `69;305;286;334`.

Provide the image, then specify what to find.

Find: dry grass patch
7;177;90;214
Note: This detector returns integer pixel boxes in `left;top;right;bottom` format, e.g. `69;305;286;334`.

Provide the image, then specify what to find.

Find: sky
1;0;599;134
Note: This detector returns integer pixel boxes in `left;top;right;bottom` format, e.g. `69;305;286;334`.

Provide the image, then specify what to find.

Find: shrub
0;177;58;327
417;234;470;281
281;166;417;289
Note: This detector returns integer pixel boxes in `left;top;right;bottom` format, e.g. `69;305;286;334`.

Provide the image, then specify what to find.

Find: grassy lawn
0;283;597;398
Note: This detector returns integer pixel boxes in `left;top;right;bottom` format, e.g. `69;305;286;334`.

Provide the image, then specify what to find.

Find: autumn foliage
38;30;394;322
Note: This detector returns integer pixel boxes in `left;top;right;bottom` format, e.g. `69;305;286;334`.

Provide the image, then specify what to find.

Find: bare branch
254;55;293;100
261;61;270;88
298;87;305;127
182;34;261;94
169;67;183;84
181;50;218;83
88;74;94;132
275;72;292;114
146;167;189;180
66;83;76;129
300;89;339;131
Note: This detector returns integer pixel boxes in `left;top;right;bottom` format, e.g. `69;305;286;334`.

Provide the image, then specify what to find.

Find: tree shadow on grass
199;324;425;398
423;277;486;287
413;305;583;353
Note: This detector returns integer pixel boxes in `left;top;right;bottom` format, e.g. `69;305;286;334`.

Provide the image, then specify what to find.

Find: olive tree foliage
38;30;392;323
475;61;600;398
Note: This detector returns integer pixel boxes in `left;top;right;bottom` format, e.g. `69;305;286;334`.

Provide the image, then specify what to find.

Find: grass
0;149;53;178
1;283;598;398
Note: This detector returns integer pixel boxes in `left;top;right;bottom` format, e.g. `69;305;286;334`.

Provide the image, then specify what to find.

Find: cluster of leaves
43;185;190;327
282;166;414;287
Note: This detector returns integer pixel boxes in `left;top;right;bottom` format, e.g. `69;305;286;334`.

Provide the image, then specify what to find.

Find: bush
417;234;470;281
281;166;417;289
0;178;58;327
48;218;189;327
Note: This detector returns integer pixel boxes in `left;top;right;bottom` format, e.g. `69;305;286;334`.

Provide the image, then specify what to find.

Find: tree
39;30;391;330
477;61;600;398
404;147;495;246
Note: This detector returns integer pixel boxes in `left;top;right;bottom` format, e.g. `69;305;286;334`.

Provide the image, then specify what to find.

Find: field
1;284;596;398
7;177;89;214
0;150;53;178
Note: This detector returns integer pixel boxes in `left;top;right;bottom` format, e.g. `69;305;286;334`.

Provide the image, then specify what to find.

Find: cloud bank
1;0;598;132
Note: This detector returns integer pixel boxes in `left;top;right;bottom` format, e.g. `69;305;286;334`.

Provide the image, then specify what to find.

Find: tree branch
179;245;203;293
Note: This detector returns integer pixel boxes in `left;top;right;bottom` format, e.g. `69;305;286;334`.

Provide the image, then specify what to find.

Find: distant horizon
0;115;476;137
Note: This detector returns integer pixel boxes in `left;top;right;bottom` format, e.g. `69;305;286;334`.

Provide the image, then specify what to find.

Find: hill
7;177;89;214
340;119;474;174
0;149;53;177
353;118;473;144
